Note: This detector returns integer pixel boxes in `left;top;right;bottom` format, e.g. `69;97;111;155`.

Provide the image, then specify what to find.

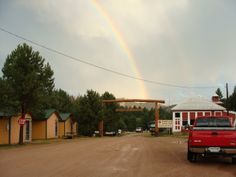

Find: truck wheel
232;157;236;164
187;150;196;162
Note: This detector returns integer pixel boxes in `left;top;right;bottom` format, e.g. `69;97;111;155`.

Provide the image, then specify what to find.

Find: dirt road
1;134;236;177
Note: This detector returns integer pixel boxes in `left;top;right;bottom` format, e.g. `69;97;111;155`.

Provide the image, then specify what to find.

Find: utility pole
226;83;229;116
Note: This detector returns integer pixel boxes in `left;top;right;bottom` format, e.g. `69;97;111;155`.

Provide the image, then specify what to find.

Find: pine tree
2;43;54;144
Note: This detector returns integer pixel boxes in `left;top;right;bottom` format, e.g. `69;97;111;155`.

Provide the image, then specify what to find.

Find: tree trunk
99;120;104;137
19;104;25;145
155;102;159;136
19;125;24;145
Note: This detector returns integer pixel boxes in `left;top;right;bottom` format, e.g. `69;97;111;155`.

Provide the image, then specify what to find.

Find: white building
171;97;226;132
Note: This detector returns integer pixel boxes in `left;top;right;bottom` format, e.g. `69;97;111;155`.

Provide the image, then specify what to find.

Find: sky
0;0;236;105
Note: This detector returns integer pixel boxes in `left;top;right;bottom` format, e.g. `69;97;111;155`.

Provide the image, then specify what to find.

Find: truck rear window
195;117;231;127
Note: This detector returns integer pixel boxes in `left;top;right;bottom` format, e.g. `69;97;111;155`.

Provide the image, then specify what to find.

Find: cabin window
190;119;195;125
25;121;30;141
182;120;188;126
175;112;180;118
55;120;58;136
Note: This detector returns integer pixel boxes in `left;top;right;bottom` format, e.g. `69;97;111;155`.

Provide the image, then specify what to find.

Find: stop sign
18;118;26;126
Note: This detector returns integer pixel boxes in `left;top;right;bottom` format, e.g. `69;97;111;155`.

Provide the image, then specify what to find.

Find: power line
0;27;218;89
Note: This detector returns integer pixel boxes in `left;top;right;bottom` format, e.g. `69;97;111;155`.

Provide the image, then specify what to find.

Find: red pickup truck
188;116;236;163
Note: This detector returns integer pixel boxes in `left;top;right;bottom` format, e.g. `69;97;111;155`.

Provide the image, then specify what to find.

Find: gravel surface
0;134;236;177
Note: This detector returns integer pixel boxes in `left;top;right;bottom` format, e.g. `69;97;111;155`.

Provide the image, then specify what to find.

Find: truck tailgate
190;128;236;147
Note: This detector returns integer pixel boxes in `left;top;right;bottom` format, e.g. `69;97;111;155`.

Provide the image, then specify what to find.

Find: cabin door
25;120;30;141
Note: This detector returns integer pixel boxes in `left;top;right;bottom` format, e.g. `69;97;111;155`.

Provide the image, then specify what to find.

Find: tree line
0;43;171;137
215;87;236;112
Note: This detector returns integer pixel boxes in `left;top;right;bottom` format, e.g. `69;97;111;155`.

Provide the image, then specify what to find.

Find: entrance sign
103;99;165;136
158;120;172;128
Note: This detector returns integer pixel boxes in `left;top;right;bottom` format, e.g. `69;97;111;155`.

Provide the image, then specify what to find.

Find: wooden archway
100;99;165;136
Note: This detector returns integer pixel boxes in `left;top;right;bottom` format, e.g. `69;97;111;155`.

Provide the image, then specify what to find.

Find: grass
141;130;189;139
0;144;26;150
31;139;64;144
0;137;80;150
171;132;189;139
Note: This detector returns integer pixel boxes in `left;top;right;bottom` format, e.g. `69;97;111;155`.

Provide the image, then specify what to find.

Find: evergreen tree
77;90;103;136
216;88;223;100
47;89;73;112
101;91;118;131
228;86;236;111
2;43;54;144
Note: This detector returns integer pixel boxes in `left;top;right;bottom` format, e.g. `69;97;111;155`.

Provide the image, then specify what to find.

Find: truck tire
232;157;236;164
187;150;196;162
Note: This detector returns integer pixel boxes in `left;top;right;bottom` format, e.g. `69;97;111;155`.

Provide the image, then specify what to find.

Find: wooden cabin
59;113;78;138
0;112;32;144
32;109;60;140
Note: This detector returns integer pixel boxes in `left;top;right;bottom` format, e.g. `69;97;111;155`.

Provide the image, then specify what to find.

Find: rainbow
91;0;149;99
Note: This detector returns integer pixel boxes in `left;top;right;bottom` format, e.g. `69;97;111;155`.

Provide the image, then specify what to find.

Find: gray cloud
0;0;236;103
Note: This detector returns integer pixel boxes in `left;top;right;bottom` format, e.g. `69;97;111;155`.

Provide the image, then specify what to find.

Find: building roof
212;94;219;97
172;97;226;111
0;112;13;117
59;113;71;121
33;109;60;120
44;109;57;119
229;111;236;115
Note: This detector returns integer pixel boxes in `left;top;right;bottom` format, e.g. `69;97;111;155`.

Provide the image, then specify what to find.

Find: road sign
158;120;172;128
18;118;26;126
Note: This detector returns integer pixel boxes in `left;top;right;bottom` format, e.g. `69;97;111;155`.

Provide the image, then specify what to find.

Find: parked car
93;130;100;137
149;123;156;135
117;129;122;136
188;116;236;163
136;127;143;133
104;131;116;136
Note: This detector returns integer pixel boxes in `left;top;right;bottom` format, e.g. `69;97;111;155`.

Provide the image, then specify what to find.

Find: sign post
158;120;173;135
